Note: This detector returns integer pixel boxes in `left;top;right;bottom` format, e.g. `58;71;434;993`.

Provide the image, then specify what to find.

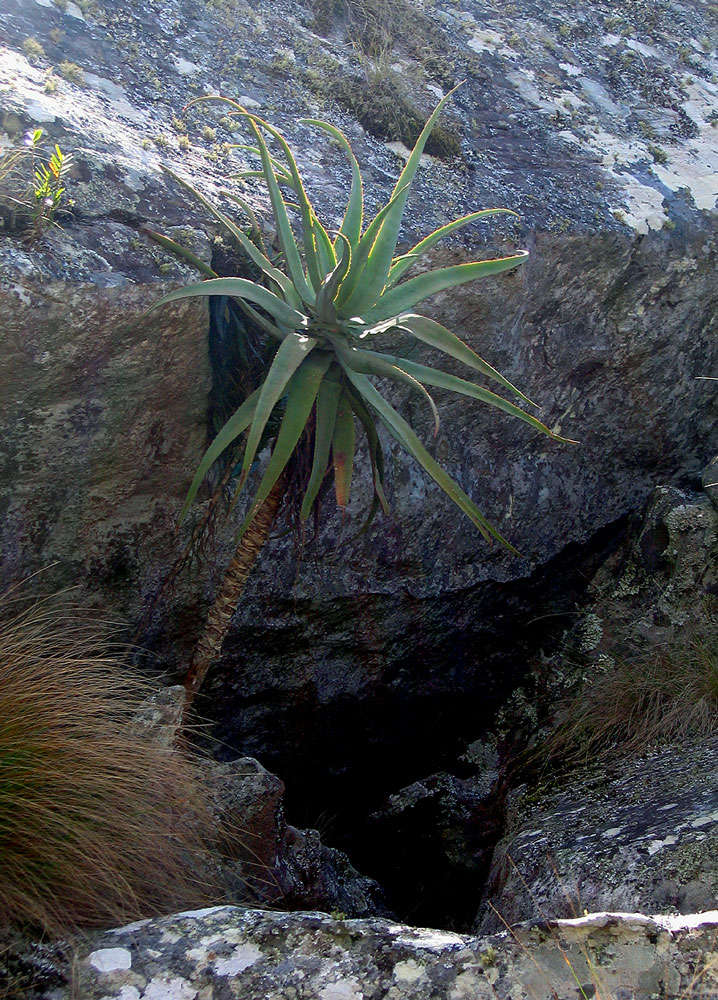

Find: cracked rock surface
1;1;715;720
35;906;718;1000
478;739;718;934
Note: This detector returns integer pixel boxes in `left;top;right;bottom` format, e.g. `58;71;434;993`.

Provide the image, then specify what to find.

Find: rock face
562;485;718;663
367;752;501;930
1;0;716;927
210;756;388;919
0;273;211;664
1;0;716;701
37;906;718;1000
478;739;718;934
473;484;718;931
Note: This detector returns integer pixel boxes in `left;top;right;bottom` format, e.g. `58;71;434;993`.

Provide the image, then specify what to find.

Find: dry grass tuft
0;587;222;937
544;631;717;766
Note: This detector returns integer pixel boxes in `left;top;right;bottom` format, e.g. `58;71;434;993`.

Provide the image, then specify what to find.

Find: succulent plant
152;88;569;552
150;89;572;705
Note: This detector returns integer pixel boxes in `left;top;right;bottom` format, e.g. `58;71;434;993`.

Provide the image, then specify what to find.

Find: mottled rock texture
131;686;387;917
478;740;718;934
40;906;718;1000
470;485;718;931
367;757;502;930
210;755;388;918
0;277;210;662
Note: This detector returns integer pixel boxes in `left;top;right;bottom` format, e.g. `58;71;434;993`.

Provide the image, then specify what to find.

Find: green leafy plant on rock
0;128;71;240
151;88;573;709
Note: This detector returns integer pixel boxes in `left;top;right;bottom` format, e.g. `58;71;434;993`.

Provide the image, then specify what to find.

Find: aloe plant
151;89;571;707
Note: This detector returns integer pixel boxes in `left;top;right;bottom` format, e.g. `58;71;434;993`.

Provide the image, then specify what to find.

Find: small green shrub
637;119;656;139
57;60;85;86
307;0;458;155
0;591;220;935
43;72;59;94
334;73;462;158
648;143;668;164
0;128;71;240
22;38;45;64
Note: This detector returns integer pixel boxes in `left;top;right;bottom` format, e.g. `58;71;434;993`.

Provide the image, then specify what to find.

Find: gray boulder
368;749;500;930
131;686;387;918
209;756;388;919
37;905;718;1000
478;739;718;934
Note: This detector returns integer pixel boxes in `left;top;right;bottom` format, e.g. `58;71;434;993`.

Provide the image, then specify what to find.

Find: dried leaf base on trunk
183;478;285;711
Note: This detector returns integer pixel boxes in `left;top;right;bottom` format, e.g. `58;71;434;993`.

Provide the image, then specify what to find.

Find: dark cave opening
205;515;629;931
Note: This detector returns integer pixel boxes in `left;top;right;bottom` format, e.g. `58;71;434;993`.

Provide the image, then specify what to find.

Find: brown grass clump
0;588;222;937
544;632;717;766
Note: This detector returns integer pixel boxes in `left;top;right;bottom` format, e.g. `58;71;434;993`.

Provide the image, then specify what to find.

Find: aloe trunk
183;477;284;709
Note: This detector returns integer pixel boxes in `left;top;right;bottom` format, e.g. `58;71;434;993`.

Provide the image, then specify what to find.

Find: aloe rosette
151;88;571;558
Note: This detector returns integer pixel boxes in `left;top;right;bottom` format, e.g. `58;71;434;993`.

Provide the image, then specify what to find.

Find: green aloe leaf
311;210;337;278
341;85;463;315
143;228;218;279
335;184;411;311
238;331;319;488
345;386;390;515
300;119;363;248
351;348;575;442
250;115;329;290
315;233;352;321
231;298;288;343
341;367;519;552
364;252;528;322
300;367;343;520
238;353;332;537
397;313;536;406
387;209;518;287
335;342;440;436
179;388;260;522
220;191;269;255
332;392;356;508
147;277;308;330
242;114;317;304
161;166;301;308
232;169;295;186
229;144;289;176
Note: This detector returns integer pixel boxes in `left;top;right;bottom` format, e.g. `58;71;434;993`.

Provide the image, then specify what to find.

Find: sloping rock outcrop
210;755;388;919
133;686;387;918
472;482;718;930
36;905;718;1000
478;739;718;934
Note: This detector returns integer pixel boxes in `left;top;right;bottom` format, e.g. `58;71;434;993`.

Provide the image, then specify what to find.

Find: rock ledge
49;905;718;999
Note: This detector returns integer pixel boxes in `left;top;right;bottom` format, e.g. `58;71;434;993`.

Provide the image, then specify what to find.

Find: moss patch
333;73;461;159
